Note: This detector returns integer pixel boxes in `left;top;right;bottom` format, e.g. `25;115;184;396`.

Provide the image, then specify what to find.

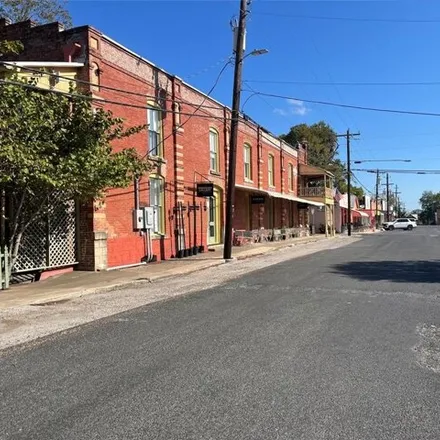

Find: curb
29;260;227;306
24;236;333;307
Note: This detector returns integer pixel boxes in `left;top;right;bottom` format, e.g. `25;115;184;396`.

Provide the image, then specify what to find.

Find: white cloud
273;99;310;117
273;108;288;116
287;99;309;116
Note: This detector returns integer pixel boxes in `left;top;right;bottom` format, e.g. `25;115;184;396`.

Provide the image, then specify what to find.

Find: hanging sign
251;195;265;204
196;183;214;197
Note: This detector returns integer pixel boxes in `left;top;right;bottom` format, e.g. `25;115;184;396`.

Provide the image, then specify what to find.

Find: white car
383;218;417;231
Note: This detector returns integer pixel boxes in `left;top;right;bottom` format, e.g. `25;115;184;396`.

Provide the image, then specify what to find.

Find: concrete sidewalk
0;235;329;310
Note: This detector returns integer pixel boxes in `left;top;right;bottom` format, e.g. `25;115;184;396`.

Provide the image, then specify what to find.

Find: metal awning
235;185;324;207
353;210;369;218
299;163;334;178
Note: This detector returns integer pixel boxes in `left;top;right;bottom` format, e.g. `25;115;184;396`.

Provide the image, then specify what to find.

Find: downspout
172;76;179;209
257;125;263;228
223;106;229;237
172;76;179;257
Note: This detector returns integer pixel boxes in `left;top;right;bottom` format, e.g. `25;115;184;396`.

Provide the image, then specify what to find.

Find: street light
248;48;269;57
223;0;268;260
353;159;411;164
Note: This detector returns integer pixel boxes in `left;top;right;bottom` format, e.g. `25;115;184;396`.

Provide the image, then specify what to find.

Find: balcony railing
300;187;333;199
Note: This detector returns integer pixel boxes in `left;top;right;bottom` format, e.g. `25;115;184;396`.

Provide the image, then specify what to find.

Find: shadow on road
331;260;440;283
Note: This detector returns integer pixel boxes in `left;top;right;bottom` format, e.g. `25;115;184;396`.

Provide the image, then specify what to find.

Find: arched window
173;102;181;127
268;154;275;187
288;163;294;191
90;62;100;91
209;128;219;172
149;175;165;234
147;103;163;157
244;143;252;181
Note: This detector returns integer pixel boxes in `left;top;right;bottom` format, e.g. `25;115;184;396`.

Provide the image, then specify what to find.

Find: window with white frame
209;129;219;172
149;176;164;234
173;102;181;127
268;154;275;187
288;163;294;191
148;107;162;157
244;143;252;181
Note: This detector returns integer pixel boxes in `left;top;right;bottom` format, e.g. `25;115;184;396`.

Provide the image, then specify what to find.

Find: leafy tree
281;122;338;170
0;40;23;55
0;75;150;274
419;191;440;225
0;0;71;27
280;121;364;197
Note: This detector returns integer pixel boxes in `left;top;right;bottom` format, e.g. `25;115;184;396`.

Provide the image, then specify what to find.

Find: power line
353;168;440;174
0;78;229;122
0;61;228;113
308;35;355;130
241;89;440;118
147;59;232;157
351;172;375;196
253;11;440;23
0;76;288;150
245;79;440;87
185;55;232;79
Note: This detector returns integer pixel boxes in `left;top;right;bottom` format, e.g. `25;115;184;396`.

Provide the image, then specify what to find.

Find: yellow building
299;163;335;236
0;61;83;278
0;61;82;93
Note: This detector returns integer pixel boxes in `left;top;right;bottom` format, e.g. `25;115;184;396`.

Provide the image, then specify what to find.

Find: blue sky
69;0;440;210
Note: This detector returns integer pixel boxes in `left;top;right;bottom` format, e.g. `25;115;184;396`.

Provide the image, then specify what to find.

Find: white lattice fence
13;200;77;273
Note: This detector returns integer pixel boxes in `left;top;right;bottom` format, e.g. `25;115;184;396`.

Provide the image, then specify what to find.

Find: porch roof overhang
353;209;369;218
235;184;325;207
299;163;334;178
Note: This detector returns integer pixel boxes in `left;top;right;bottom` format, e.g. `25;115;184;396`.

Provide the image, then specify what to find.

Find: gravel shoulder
0;237;356;352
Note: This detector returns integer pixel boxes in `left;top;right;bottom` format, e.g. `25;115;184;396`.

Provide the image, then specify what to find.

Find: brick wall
1;18;311;269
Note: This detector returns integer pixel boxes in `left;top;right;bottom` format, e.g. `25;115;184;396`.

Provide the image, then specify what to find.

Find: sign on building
251;195;265;204
196;183;214;197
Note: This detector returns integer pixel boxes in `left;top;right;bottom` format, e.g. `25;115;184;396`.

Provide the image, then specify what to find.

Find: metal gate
13;200;77;273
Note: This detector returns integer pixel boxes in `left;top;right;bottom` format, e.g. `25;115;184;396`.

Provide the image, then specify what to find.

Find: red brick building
1;18;326;273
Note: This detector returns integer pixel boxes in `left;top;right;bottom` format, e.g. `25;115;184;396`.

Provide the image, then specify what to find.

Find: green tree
0;0;71;27
280;121;364;197
0;40;23;55
0;76;150;274
419;191;440;224
281;122;338;169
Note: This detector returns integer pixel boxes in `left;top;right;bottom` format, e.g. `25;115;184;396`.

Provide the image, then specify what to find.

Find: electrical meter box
143;207;154;230
132;209;144;231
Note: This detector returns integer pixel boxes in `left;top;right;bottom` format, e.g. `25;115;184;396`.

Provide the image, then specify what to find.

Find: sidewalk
0;235;329;310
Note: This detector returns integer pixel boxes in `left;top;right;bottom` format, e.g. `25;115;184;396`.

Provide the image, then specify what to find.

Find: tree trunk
0;188;5;249
8;191;26;250
8;228;24;277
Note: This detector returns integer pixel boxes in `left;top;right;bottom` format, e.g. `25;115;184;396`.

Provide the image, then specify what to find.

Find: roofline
102;33;228;111
100;33;292;147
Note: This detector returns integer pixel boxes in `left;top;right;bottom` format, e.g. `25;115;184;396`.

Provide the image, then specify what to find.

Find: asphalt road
2;227;440;439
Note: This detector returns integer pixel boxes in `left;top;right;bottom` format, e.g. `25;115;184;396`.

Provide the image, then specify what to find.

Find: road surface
1;227;440;439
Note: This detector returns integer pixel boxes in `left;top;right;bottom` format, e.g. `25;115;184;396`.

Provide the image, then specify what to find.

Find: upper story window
150;176;165;235
244;143;252;181
90;62;100;92
288;163;294;191
148;106;162;157
173;102;181;127
268;154;275;187
209;128;219;172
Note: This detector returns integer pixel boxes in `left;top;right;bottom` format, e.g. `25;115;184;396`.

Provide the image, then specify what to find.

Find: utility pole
386;173;390;222
394;184;401;217
375;169;380;228
337;129;360;236
223;0;248;260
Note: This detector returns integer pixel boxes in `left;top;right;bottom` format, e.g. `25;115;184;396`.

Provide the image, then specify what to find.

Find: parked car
383;218;417;231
